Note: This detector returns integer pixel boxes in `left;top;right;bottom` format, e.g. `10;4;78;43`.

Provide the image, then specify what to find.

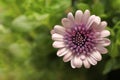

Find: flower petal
91;51;102;61
67;12;74;23
86;15;101;29
52;41;65;48
85;15;95;28
54;25;65;35
96;46;108;54
97;38;111;46
75;10;83;25
73;56;82;68
83;59;91;68
71;59;76;68
87;56;97;65
81;10;90;25
62;18;73;28
102;38;111;46
80;54;86;60
93;21;107;31
57;48;68;57
50;30;55;35
100;30;110;37
63;51;73;62
52;33;64;41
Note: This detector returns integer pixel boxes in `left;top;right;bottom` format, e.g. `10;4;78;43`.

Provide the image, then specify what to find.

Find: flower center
64;25;96;55
72;32;87;47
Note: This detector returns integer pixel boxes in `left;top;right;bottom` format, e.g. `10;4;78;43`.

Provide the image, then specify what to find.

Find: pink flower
51;10;110;68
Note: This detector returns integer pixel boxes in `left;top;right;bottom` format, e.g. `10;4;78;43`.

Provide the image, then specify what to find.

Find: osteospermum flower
51;10;110;68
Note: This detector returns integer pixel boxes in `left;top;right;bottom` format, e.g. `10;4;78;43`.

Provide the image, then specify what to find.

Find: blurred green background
0;0;120;80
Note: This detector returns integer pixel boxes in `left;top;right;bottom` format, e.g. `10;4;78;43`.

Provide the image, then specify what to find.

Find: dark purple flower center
64;25;96;55
72;32;87;47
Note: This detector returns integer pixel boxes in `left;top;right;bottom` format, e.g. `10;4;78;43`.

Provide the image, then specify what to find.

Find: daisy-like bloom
51;10;110;68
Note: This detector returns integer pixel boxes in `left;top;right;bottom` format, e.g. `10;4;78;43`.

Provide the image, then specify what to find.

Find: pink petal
100;30;110;37
83;59;91;68
93;21;107;31
81;10;90;25
67;12;74;23
50;30;55;35
52;33;64;41
57;48;68;57
102;38;111;46
86;15;101;30
95;16;101;24
54;25;65;35
87;56;97;65
97;38;111;46
85;15;96;29
61;18;73;28
91;51;102;61
73;56;82;68
71;59;76;68
63;51;73;62
75;10;83;25
96;46;108;54
52;41;65;48
80;54;86;60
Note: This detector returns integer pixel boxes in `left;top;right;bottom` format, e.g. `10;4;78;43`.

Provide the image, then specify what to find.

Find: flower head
51;10;110;68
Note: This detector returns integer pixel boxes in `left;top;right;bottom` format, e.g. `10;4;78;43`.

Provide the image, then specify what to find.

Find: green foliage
0;0;120;80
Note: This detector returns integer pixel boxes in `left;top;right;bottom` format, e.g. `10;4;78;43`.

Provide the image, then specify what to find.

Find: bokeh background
0;0;120;80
